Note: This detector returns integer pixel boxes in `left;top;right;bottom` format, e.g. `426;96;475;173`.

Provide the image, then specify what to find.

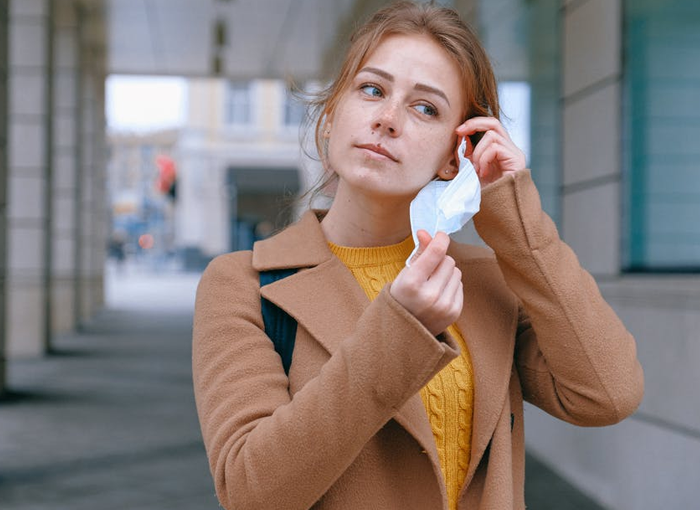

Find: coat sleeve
192;252;459;510
473;170;644;426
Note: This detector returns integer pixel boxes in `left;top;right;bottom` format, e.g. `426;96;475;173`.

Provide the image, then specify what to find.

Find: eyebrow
358;66;451;107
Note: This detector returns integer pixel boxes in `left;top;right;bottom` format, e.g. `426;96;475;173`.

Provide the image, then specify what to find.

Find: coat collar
252;210;332;271
253;209;516;496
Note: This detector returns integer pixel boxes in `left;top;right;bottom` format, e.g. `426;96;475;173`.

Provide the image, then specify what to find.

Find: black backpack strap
259;269;298;376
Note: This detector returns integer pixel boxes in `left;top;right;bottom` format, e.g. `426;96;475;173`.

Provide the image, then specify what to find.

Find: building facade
175;78;311;265
1;0;698;508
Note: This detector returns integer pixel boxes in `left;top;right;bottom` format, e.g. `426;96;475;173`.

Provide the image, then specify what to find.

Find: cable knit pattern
328;236;475;510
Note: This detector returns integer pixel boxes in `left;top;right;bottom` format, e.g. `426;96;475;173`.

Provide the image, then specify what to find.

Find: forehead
370;34;455;69
360;33;463;100
364;33;454;65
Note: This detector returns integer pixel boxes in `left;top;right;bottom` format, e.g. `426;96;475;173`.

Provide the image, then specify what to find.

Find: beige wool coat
192;170;644;510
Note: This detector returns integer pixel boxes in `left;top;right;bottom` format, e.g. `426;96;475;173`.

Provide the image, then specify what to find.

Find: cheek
327;109;358;158
412;127;455;168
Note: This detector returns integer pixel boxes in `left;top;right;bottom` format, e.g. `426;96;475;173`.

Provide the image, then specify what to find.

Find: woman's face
326;33;465;201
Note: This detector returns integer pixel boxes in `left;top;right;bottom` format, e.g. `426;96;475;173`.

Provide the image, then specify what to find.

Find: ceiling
105;0;358;80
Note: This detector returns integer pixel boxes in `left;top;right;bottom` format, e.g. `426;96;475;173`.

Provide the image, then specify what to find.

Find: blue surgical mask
407;137;481;265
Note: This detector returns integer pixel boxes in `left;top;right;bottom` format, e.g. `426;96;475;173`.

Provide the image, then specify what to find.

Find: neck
321;181;412;247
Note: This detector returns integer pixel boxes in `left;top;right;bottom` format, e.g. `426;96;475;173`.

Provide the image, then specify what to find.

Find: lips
356;143;399;162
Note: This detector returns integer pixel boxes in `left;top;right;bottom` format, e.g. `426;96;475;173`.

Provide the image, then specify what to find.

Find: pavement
0;263;608;510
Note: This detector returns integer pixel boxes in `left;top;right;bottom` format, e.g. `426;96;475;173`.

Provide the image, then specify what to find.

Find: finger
409;229;433;265
455;124;483;155
411;231;450;278
462;135;474;159
449;274;464;318
416;229;432;254
469;130;505;164
435;267;463;315
455;116;510;140
477;144;502;184
424;255;456;297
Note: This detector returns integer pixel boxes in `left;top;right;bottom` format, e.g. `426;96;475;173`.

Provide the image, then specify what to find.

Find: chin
355;182;421;202
334;164;426;201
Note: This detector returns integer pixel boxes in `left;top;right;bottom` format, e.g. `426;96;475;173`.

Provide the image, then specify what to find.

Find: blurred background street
1;0;699;509
0;265;218;509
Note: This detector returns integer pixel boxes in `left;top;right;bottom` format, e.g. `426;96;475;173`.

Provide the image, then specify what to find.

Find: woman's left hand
455;117;527;185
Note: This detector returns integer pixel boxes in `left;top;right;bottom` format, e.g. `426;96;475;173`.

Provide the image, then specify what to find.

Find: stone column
76;1;106;324
3;0;105;358
560;0;622;276
42;0;55;351
91;50;107;314
52;0;79;334
73;0;84;328
0;0;9;394
6;0;50;357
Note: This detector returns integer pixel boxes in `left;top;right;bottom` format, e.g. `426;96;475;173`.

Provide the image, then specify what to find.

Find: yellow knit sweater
328;236;475;510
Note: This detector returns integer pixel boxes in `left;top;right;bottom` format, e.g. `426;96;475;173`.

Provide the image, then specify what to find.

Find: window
623;0;700;270
225;81;251;126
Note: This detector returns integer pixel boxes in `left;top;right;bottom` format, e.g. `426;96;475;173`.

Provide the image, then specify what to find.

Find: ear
437;155;459;181
322;120;333;139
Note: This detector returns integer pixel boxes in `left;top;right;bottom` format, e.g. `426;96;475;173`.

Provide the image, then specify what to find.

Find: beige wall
519;2;700;509
560;0;622;277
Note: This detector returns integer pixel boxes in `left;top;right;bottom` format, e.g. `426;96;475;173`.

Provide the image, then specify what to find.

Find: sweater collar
328;235;414;268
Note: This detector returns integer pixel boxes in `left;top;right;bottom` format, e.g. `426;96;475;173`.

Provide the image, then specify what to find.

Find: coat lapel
254;210;445;481
254;210;369;356
451;252;518;487
394;395;445;482
258;256;369;357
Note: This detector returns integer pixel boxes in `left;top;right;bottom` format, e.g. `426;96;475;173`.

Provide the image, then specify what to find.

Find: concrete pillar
6;0;50;357
560;0;622;277
51;0;79;334
42;0;55;351
92;56;107;313
73;0;84;328
2;0;105;362
76;1;106;324
0;0;9;394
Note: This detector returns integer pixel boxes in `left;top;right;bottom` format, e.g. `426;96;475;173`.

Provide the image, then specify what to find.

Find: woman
192;2;644;509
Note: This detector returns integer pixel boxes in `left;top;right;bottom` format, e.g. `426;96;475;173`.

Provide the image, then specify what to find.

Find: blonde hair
304;0;500;199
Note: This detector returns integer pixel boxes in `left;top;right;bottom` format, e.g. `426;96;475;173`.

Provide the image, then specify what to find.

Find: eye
414;104;438;117
360;84;383;98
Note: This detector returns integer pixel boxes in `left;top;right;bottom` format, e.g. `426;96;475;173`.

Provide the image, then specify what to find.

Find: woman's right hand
390;230;463;336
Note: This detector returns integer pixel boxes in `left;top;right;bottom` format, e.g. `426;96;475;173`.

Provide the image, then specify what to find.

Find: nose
372;101;402;137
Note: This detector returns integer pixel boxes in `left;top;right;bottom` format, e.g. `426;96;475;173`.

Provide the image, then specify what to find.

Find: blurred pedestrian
108;229;127;272
192;2;644;509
